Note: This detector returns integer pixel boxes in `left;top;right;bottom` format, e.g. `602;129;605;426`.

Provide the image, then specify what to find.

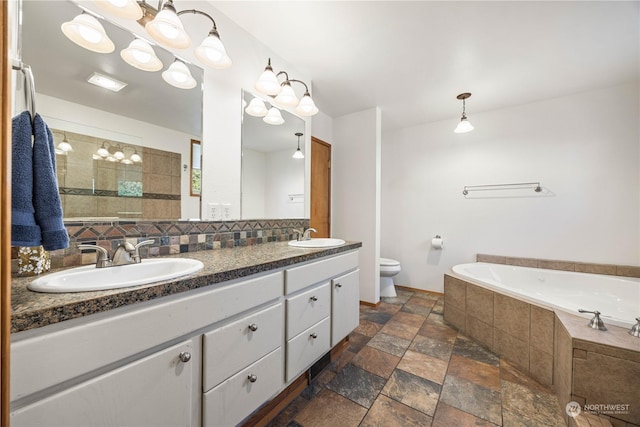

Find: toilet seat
380;257;400;267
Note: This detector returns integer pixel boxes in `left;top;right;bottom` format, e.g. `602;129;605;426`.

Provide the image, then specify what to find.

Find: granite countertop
12;241;362;334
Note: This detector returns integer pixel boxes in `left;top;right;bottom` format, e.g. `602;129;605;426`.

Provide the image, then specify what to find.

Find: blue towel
32;114;69;251
11;111;41;247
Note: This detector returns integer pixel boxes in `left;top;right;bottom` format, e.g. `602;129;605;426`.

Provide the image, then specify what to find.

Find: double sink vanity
10;239;361;426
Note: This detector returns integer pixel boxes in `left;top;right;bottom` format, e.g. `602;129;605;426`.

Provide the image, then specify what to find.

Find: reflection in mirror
190;140;202;197
20;0;203;220
241;90;306;219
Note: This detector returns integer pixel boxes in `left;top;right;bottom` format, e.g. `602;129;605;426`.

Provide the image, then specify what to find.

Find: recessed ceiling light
87;72;127;92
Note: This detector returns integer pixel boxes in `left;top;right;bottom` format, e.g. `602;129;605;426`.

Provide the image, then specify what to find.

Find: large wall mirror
241;90;305;219
20;0;203;220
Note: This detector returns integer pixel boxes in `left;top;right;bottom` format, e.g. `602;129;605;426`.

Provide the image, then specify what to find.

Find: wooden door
310;137;331;238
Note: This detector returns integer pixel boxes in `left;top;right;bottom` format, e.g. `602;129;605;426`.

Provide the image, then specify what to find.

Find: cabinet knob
310;296;318;302
335;282;342;288
248;374;258;383
178;351;191;363
248;323;258;332
310;332;318;339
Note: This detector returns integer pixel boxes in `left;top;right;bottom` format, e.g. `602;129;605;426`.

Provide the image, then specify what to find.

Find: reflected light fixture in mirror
95;141;143;164
454;92;474;133
292;132;304;159
254;58;319;117
60;11;115;53
162;59;197;89
245;97;268;117
120;38;163;71
263;107;284;125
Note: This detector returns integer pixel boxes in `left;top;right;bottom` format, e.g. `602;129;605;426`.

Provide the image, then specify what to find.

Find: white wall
241;149;266;219
381;82;640;293
265;149;305;218
333;108;381;304
36;93;201;219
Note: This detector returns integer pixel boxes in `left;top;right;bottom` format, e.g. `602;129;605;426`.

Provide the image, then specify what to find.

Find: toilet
380;257;401;297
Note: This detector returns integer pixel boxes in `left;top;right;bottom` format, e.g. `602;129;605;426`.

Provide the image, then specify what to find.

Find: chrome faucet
302;228;317;241
78;240;155;268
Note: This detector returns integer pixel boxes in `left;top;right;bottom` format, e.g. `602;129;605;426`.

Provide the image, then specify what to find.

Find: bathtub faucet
629;318;640;338
578;309;607;331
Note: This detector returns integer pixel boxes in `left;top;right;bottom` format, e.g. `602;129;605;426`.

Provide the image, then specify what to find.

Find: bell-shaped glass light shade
94;0;143;20
97;144;109;157
292;148;304;159
130;151;142;163
454;116;474;133
113;147;125;160
57;140;73;152
245;97;268;117
263;107;284;125
273;83;299;108
120;158;134;165
255;68;281;96
121;38;163;72
295;92;319;116
61;13;115;54
162;60;197;89
195;33;232;69
145;8;191;49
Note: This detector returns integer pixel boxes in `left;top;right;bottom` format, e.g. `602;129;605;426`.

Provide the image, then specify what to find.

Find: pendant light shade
274;82;299;108
454;92;474;133
120;38;163;72
94;0;143;20
61;13;115;53
146;1;191;49
292;132;304;159
130;150;142;163
263;107;284;125
195;30;231;69
245;97;268;117
57;133;73;152
97;142;109;157
255;59;281;96
296;91;319;116
162;60;197;89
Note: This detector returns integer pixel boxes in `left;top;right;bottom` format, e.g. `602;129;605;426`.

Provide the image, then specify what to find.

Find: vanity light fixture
94;0;143;20
57;132;74;153
120;38;163;72
292;132;304;159
454;92;474;134
162;59;197;89
95;141;143;164
87;72;128;92
263;107;285;125
61;11;115;53
245;97;269;117
145;0;191;49
254;58;319;117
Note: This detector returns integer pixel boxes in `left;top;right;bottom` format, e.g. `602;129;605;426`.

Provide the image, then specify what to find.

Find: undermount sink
288;238;346;248
28;258;204;293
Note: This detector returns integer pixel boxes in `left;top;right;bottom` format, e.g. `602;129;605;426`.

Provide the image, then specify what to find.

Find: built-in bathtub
444;260;640;426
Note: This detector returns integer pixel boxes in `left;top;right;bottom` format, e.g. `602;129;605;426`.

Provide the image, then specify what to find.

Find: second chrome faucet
292;228;317;241
78;240;155;268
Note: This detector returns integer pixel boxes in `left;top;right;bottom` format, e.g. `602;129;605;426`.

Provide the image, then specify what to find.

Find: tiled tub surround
12;239;359;333
444;259;640;426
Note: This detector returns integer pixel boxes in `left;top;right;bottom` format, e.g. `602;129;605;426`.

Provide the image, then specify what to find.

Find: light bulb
454;117;474;133
61;13;115;54
263;107;284;125
245;97;268;117
162;60;196;89
292;149;304;159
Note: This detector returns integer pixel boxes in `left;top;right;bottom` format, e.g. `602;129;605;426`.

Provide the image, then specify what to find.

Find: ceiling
213;1;640;132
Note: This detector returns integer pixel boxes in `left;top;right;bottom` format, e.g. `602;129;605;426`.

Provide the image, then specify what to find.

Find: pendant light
245;97;269;117
61;12;115;53
162;59;197;89
255;59;281;96
454;92;474;133
94;0;143;20
292;132;304;159
263;107;284;125
145;0;191;49
120;38;163;72
57;132;73;152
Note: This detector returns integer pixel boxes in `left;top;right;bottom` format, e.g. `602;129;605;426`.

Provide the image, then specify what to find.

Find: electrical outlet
222;203;231;220
208;203;221;221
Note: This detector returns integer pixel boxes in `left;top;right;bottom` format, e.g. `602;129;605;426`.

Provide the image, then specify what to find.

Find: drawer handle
310;332;318;339
248;374;258;383
335;282;342;288
310;296;318;302
178;352;192;363
248;323;258;332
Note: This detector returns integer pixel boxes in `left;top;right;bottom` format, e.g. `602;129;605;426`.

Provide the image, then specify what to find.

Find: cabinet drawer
286;317;330;382
203;303;283;391
203;347;283;427
285;251;359;294
286;282;331;340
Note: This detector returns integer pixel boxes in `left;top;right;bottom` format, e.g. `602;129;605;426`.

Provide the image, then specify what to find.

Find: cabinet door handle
248;323;258;332
310;332;318;339
335;282;342;288
310;296;318;302
178;351;192;363
248;374;258;383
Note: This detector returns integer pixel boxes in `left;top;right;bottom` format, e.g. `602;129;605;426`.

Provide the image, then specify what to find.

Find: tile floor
266;288;567;427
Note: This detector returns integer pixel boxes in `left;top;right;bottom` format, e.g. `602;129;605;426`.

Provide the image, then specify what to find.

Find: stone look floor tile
500;358;553;394
376;301;403;315
501;380;566;427
350;345;400;379
360;394;433;427
432;402;499;427
347;332;370;353
265;395;309;427
329;349;355;373
408;290;441;301
401;303;433;317
360;310;394;325
426;312;446;325
409;334;454;361
453;334;500;366
380;320;420;341
391;311;427;328
366;332;411;357
418;322;458;344
397;349;449;385
382;368;441;416
353;319;383;337
440;375;503;425
293;389;367;427
447;353;501;391
406;296;437;309
326;364;387;408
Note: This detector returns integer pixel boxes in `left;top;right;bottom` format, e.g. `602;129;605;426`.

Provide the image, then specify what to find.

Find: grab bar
462;182;542;196
11;59;37;121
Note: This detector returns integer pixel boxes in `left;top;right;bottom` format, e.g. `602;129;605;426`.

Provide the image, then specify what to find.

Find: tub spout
578;309;607;331
629;318;640;338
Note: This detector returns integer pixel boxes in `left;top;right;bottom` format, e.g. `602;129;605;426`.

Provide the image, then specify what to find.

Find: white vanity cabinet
331;269;360;346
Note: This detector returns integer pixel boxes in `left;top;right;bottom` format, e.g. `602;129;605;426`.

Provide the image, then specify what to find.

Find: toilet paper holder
431;235;444;249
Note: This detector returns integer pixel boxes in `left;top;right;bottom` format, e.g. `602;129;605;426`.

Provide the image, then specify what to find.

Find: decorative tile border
476;254;640;278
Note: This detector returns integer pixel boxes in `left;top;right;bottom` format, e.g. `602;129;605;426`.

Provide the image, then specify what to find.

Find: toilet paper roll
431;237;444;249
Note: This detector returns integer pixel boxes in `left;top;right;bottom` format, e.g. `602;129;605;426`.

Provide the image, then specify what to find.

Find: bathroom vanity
9;242;361;426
